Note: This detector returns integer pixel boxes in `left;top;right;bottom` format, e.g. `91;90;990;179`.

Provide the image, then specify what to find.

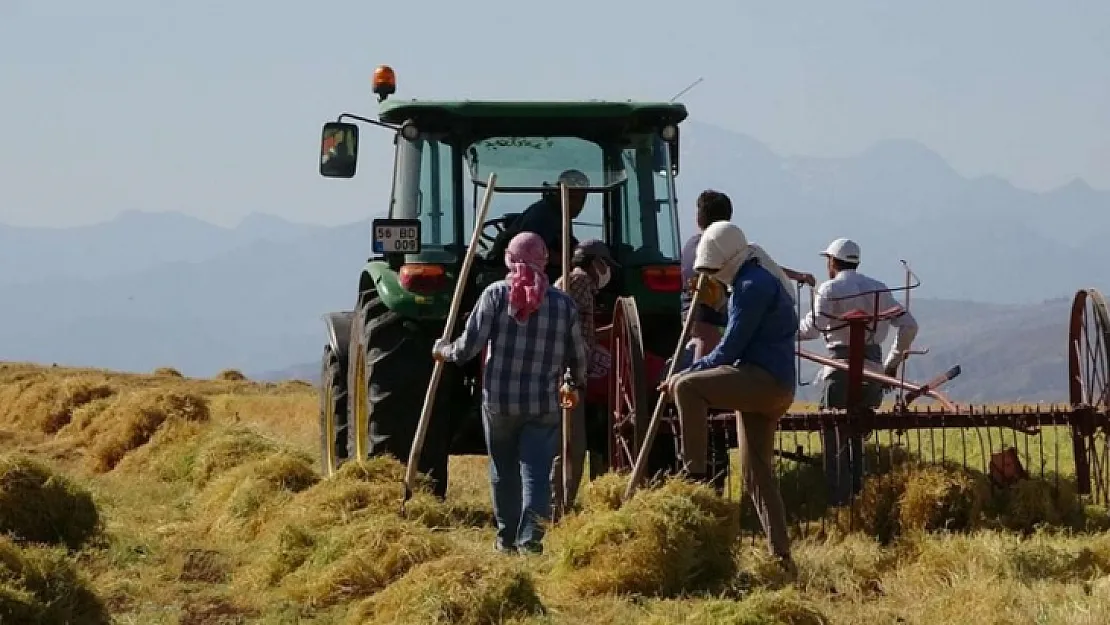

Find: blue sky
1;0;1107;227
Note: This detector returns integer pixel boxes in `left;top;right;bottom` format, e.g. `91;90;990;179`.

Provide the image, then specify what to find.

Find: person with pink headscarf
433;232;587;555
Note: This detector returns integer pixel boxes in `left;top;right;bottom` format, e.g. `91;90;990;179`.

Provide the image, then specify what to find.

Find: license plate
371;219;422;254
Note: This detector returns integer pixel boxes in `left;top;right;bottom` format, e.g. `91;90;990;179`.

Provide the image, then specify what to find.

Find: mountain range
2;120;1106;403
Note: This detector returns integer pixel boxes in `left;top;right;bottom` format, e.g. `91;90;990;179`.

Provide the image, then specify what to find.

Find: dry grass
0;536;109;624
0;454;101;549
2;361;1110;624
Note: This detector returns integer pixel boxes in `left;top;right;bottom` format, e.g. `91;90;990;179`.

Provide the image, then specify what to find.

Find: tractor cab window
462;133;680;267
618;133;681;265
463;135;620;260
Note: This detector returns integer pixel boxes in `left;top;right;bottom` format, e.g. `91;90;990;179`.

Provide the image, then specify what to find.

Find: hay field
2;362;1110;624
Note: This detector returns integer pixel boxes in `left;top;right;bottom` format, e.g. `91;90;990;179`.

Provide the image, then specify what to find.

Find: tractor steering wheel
476;215;518;258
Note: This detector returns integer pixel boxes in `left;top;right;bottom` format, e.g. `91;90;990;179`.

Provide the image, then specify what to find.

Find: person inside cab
490;169;589;282
796;237;919;505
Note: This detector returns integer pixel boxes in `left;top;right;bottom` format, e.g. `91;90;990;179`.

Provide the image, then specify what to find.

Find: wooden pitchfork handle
558;182;573;517
623;272;707;502
401;172;498;510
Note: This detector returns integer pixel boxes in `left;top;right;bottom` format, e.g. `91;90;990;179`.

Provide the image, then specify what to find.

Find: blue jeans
482;405;560;550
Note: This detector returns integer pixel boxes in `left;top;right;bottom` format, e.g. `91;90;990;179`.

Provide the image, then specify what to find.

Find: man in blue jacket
659;220;799;574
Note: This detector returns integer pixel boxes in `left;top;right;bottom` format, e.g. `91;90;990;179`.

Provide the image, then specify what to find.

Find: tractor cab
319;68;689;357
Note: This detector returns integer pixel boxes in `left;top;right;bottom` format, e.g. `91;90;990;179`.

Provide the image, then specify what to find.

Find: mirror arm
337;113;400;132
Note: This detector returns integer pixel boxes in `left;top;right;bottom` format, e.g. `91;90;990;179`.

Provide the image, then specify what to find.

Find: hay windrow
152;367;184;378
0;454;101;548
550;478;740;597
190;427;280;486
286;516;452;608
348;554;544;625
215;369;247;381
0;373;117;434
0;536;109;625
196;450;319;536
89;389;211;472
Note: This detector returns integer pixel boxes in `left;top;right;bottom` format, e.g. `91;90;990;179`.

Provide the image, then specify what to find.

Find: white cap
820;238;860;264
557;169;590;188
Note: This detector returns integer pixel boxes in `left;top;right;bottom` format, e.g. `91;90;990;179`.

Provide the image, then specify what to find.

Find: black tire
347;293;457;498
319;346;349;476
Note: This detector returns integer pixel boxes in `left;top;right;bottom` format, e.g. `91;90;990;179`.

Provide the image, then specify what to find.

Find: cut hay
843;464;989;543
0;373;117;434
197;450;320;535
288;516;451;608
190;427;280;486
644;591;828;625
0;536;109;624
0;454;100;549
898;464;989;533
215;369;247;381
89;389;210;472
987;477;1083;533
348;554;544;625
152;366;184;378
287;456;479;530
575;471;626;513
40;378;116;434
550;478;740;597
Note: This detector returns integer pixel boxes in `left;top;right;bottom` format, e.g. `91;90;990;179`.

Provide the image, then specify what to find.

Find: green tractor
316;65;691;495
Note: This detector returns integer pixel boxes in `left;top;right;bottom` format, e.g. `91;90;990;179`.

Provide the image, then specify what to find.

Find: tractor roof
378;99;688;137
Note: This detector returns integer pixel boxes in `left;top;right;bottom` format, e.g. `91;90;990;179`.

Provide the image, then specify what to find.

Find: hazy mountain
674;122;1110;304
0;210;328;285
2;120;1108;401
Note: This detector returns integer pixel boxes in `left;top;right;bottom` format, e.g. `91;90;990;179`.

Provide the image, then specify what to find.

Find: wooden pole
401;172;498;510
624;273;707;502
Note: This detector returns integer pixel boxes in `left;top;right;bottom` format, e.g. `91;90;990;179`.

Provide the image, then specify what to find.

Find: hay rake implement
586;265;1110;532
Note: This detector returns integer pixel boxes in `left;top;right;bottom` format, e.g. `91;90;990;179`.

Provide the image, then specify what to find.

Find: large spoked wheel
319;345;349;477
607;297;649;473
1068;288;1110;502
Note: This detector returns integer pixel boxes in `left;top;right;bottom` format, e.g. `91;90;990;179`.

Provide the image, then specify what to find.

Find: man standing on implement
660;221;799;575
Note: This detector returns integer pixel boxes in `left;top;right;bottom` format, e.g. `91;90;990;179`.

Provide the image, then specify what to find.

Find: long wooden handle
623;273;707;502
403;172;498;499
559;182;573;515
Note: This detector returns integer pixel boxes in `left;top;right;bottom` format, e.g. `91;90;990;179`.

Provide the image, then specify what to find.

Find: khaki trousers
672;364;794;557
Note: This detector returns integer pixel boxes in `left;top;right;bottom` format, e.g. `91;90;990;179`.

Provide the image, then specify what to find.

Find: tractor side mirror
319;122;360;178
652;127;679;177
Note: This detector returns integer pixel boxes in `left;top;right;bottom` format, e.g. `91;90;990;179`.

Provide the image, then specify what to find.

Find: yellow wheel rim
323;384;336;477
353;348;367;460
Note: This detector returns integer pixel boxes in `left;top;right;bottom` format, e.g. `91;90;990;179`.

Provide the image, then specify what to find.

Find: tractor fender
323;311;355;364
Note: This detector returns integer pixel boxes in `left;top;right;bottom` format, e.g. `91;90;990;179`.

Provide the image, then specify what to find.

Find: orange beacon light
372;65;396;102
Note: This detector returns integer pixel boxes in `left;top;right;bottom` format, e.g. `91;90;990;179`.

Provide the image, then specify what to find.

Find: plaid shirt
555;267;597;360
443;280;587;418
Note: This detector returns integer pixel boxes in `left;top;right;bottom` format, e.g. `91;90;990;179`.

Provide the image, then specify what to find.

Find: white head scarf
694;222;796;302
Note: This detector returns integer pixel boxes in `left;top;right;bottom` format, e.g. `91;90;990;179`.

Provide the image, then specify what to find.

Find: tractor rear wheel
347;293;454;498
319;345;349;477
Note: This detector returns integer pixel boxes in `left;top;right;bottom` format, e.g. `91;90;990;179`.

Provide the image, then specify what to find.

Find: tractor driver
493;169;589;282
797;237;919;506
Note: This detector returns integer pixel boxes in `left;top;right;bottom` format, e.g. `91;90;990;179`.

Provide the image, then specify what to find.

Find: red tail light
399;263;447;294
641;265;682;293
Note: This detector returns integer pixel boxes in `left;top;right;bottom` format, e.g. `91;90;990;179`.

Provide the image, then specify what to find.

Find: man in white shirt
797;237;918;504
